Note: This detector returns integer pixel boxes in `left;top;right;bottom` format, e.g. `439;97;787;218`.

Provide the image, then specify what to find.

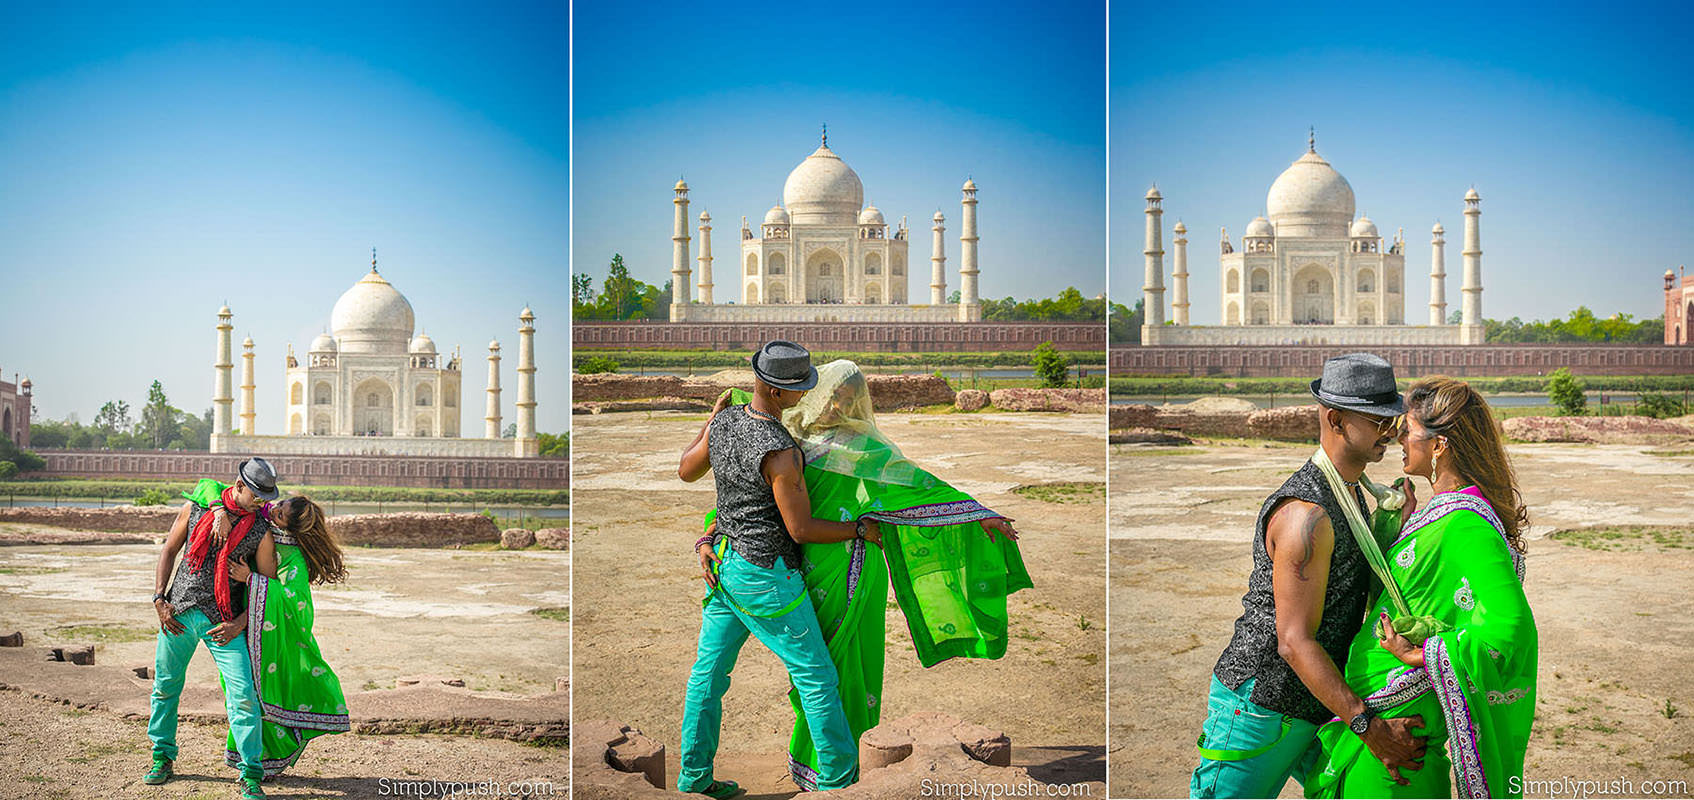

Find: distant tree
1447;309;1463;325
94;400;132;437
0;461;17;480
1636;392;1686;419
503;423;518;439
947;290;961;304
1546;368;1587;416
1032;342;1072;388
572;272;596;308
141;380;174;449
27;420;69;449
1109;299;1144;344
537;431;569;458
577;356;619;374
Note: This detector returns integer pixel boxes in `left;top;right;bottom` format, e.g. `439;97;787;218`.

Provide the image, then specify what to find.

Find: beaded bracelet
695;535;713;551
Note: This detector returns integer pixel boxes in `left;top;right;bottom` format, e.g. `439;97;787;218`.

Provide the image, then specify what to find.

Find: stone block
501;528;536;549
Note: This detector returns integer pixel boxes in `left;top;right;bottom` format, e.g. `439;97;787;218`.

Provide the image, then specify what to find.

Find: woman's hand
209;615;248;647
712;390;733;417
1398;478;1418;522
981;516;1019;542
210;510;231;546
155;599;185;635
227;559;252;584
697;522;721;588
1376;612;1425;667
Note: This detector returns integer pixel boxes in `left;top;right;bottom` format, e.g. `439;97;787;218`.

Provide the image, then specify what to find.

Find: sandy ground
0;535;570;797
572;411;1107;796
1108;440;1694;798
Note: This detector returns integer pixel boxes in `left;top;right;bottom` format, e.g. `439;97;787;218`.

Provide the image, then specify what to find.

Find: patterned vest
165;503;265;623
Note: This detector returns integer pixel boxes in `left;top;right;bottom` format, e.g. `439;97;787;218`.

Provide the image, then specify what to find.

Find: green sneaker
142;756;172;785
239;775;266;799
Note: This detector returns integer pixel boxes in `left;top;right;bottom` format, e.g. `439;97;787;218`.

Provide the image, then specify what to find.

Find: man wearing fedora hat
674;341;877;796
145;457;282;799
1191;354;1428;798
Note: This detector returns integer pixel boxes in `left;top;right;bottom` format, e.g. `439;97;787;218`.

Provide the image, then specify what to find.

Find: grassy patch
529;606;570;622
65;740;128;764
1111;446;1202;457
47;623;153;643
1012;482;1105;504
1549;527;1693;552
1646;448;1694;458
0;565;69;575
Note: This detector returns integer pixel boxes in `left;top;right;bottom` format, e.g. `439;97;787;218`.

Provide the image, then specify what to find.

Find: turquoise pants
148;607;264;781
1190;676;1322;799
678;548;858;792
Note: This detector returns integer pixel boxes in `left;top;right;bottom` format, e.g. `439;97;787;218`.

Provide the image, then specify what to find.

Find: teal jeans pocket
718;550;807;618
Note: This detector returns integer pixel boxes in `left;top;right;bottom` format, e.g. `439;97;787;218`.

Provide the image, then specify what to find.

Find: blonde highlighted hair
1405;376;1530;552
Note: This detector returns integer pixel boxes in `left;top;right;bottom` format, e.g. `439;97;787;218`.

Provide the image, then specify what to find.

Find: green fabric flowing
707;370;1032;790
224;535;351;777
1309;490;1537;799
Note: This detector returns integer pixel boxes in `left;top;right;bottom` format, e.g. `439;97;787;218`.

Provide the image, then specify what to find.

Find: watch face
1350;714;1371;734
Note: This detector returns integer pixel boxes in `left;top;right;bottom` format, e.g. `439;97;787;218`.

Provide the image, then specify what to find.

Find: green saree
1310;488;1536;799
712;365;1033;790
223;525;350;777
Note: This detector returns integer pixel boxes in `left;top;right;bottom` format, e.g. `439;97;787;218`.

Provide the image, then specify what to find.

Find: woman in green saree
702;360;1032;791
1310;377;1537;799
225;496;351;778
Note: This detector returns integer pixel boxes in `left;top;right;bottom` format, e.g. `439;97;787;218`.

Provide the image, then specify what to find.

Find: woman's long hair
274;496;347;585
1405;376;1530;552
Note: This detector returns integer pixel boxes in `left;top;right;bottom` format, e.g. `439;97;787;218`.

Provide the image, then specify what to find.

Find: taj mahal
1141;133;1485;347
666;129;984;323
209;254;540;458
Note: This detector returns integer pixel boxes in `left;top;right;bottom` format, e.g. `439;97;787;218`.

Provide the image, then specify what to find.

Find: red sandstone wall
30;450;569;490
1110;344;1694;377
572;373;955;411
573;321;1105;353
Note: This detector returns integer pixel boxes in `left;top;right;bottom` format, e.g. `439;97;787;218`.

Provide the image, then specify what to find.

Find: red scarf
183;486;260;622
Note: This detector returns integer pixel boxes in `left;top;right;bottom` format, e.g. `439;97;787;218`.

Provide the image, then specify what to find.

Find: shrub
0;462;16;480
1546;368;1587;416
1635;391;1688;419
1032;342;1072;389
134;488;172;506
577;356;620;374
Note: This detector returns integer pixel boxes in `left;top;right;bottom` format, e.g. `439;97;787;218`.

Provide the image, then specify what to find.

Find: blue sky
1109;0;1694;326
572;0;1106;303
0;1;568;433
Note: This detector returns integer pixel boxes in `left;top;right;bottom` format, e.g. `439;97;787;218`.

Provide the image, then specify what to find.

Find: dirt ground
571;410;1107;797
1108;439;1694;798
0;536;570;798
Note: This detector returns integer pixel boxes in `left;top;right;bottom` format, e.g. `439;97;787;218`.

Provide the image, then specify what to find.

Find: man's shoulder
1265;496;1331;536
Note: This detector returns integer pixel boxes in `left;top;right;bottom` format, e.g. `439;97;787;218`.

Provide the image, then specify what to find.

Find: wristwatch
854;519;867;540
152;592;167;603
1349;708;1375;736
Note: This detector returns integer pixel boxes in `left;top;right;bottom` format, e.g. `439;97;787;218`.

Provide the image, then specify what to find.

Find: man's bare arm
766;448;877;545
1268;499;1427;784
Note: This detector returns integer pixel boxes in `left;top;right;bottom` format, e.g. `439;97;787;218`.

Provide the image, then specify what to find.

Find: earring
1430;453;1439;482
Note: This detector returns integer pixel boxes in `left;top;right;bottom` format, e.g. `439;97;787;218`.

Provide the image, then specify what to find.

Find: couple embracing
1194;354;1538;799
145;457;351;799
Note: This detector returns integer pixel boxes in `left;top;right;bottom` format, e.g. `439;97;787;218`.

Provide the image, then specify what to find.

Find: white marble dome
858;204;885;226
782;144;863;225
309;332;337;352
330;269;415;355
408;333;436;354
764;204;790;226
1245;216;1275;238
1350;216;1379;238
1266;149;1355;238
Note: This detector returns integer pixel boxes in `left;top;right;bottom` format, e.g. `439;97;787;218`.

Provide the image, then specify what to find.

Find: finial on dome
821;123;827;147
1308;126;1316;153
371;247;378;273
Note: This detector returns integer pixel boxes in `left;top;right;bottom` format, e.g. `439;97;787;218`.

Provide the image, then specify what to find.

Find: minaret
1460;188;1484;344
485;339;502;439
1142;186;1166;341
1429;222;1448;326
1172;221;1190;325
239;336;256;436
213;305;234;445
959;179;981;321
697;211;714;304
515;307;537;457
670;179;692;321
930;211;947;304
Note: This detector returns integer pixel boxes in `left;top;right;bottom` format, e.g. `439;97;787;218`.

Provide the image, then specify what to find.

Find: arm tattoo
1293;508;1324;582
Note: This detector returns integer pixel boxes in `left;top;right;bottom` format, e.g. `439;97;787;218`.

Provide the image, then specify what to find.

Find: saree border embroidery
224;727;306;778
1396;492;1524;581
1426;635;1490;798
788;755;821;791
247;573;354;733
867;499;999;527
1363;665;1432;712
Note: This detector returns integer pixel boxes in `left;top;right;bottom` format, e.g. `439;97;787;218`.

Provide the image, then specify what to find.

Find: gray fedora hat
237;457;281;502
1309;353;1405;417
750;340;818;391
